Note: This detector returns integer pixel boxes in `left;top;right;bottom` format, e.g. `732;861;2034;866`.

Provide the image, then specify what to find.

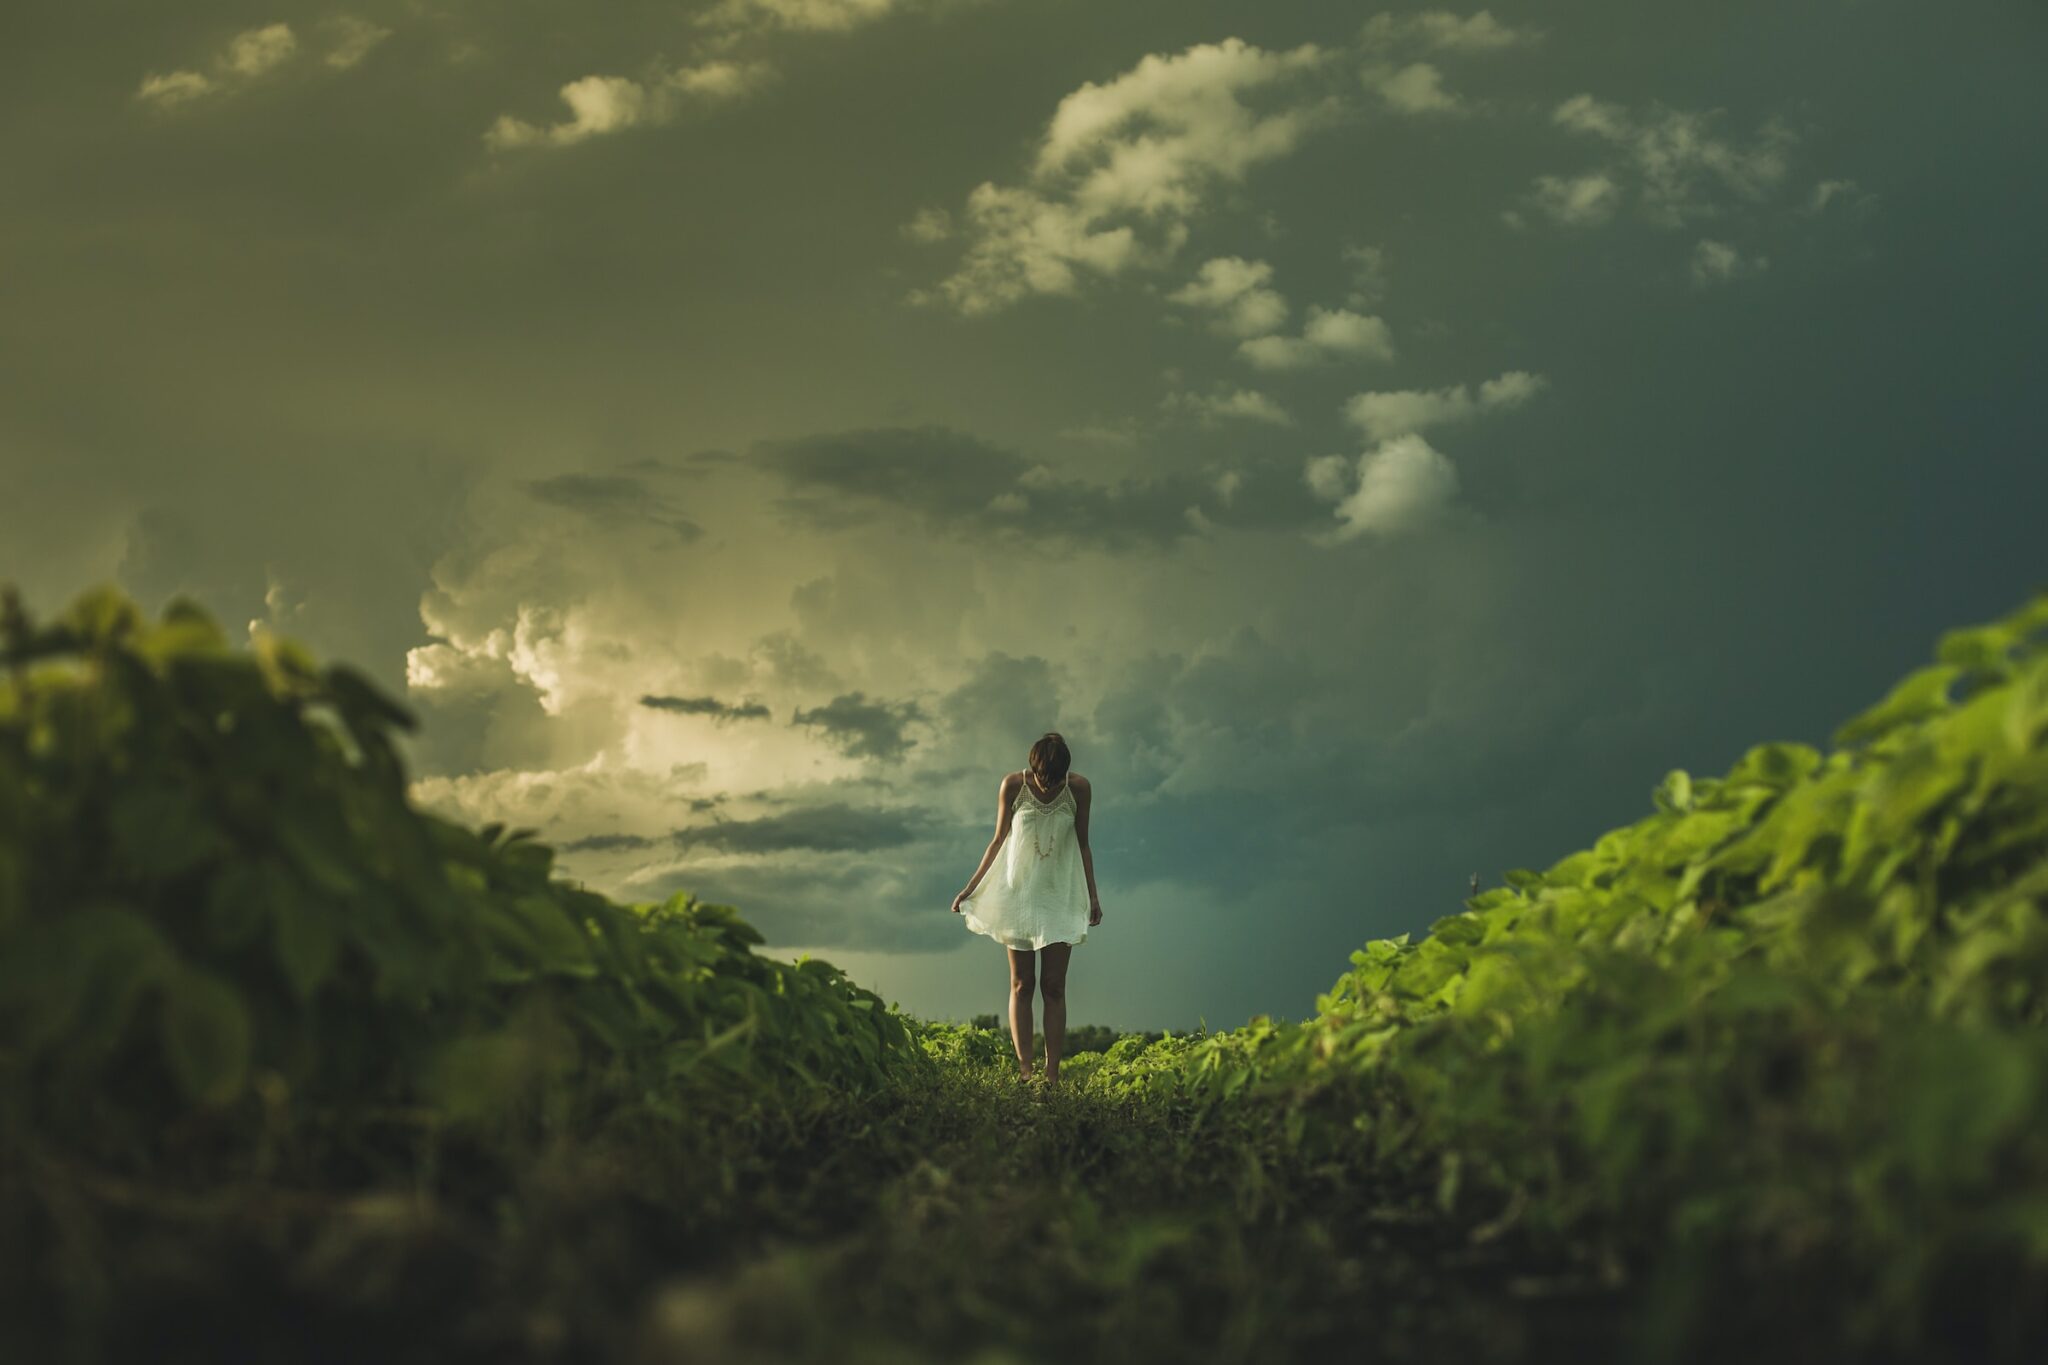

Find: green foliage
0;581;930;1347
7;578;2048;1364
1071;586;2048;1359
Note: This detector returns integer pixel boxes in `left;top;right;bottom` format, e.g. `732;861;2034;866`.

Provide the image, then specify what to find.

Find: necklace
1019;771;1068;860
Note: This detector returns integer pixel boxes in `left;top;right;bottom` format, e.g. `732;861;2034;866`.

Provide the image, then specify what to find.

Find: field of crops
3;580;2045;1364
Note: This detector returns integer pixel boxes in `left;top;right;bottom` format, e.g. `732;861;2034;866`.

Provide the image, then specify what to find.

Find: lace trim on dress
1016;771;1073;861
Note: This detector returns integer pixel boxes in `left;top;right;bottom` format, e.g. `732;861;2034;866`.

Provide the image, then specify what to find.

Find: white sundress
960;771;1090;951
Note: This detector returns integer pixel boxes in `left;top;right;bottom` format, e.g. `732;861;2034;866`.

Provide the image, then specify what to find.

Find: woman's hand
951;888;971;914
1088;900;1103;926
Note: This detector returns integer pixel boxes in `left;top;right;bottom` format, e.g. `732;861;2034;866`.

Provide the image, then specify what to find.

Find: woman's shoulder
1069;772;1090;795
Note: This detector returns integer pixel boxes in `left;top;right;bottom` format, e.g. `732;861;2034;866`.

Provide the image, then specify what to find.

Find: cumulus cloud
1801;176;1879;217
1341;369;1547;442
1689;238;1769;286
134;16;394;107
1357;9;1542;54
1352;9;1541;116
409;752;716;842
1299;368;1548;545
1339;241;1390;310
1236;305;1395;370
487;60;775;149
136;22;292;106
322;15;392;69
914;38;1346;314
1167;256;1290;338
224;24;298;77
694;0;926;39
1516;93;1799;230
900;206;954;242
1361;61;1464;116
135;70;215;107
1158;387;1294;427
1517;170;1622;227
1303;432;1463;544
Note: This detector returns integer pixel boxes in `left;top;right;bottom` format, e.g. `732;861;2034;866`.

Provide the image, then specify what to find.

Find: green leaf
1723;742;1822;792
59;582;144;644
202;861;274;949
1652;769;1693;815
273;893;342;1002
109;779;221;882
324;662;418;734
1936;622;2018;673
1832;663;1960;748
0;904;172;1061
160;967;251;1106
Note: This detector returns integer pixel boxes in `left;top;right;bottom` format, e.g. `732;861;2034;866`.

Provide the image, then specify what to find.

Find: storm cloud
4;1;2041;1031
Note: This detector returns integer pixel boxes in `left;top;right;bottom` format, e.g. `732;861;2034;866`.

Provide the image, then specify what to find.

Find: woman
951;731;1103;1092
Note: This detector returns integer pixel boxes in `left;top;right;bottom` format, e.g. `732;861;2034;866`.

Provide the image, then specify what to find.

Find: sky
3;1;2043;1032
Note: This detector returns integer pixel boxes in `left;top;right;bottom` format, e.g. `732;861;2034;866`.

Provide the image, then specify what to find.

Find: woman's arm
953;773;1019;908
1073;775;1101;919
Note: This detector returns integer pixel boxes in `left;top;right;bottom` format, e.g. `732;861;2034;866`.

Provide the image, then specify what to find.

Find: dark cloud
753;631;843;692
621;449;740;478
646;853;963;954
791;691;925;761
751;424;1313;551
937;651;1069;774
522;473;704;543
561;831;658;853
671;801;927;854
639;692;773;722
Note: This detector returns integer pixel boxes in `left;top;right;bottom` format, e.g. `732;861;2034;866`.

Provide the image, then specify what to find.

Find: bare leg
1039;942;1071;1090
1006;947;1037;1078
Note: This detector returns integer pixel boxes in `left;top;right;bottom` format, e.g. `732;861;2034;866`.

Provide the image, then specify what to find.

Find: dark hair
1027;732;1071;786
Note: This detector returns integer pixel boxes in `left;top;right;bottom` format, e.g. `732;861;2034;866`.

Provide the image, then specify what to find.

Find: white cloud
1526;171;1621;226
323;15;392;69
135;70;214;107
1802;176;1878;218
1528;94;1798;230
135;17;391;107
1340;241;1389;309
323;15;391;69
1362;60;1463;116
487;61;775;150
1690;238;1768;286
1303;432;1462;543
696;0;910;37
1341;368;1546;442
900;206;954;243
1055;417;1146;447
135;22;297;106
225;24;297;77
1551;92;1630;140
921;38;1344;314
1167;256;1291;338
1238;305;1395;370
674;59;774;99
1358;9;1541;54
1160;387;1295;428
1302;453;1352;502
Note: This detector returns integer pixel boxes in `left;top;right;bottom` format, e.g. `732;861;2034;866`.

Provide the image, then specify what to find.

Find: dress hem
960;906;1087;951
